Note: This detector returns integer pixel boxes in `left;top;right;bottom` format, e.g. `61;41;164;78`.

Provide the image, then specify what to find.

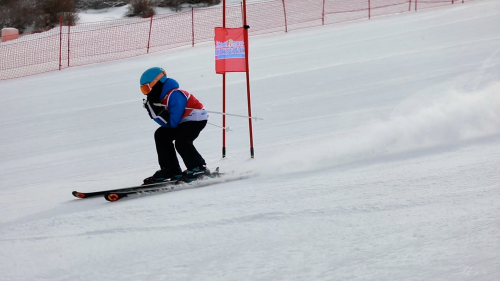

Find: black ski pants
154;120;207;171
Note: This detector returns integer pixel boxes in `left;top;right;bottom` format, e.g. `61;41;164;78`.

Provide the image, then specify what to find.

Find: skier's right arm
144;99;171;127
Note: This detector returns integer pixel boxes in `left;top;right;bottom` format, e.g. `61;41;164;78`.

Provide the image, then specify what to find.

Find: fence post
192;7;195;47
415;0;418;11
59;15;63;70
409;0;412;11
147;14;154;53
67;24;70;67
282;0;288;32
322;0;326;25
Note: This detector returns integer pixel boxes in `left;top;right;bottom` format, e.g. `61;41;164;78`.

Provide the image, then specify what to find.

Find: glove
144;98;170;124
143;99;154;119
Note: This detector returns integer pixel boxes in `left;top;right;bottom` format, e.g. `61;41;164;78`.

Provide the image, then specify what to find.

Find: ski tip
105;193;121;202
72;191;86;198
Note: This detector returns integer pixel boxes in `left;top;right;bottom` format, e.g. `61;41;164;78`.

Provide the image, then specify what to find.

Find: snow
1;0;500;280
78;6;133;22
78;0;257;23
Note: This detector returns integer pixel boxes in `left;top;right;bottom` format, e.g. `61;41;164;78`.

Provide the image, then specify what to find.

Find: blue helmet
140;67;167;85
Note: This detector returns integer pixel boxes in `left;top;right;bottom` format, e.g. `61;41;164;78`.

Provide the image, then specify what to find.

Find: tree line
0;0;220;34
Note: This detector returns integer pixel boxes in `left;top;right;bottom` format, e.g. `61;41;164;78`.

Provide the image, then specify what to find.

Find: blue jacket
145;78;207;128
153;78;186;128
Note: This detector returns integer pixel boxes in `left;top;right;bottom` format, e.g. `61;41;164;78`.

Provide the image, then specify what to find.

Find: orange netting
0;0;473;80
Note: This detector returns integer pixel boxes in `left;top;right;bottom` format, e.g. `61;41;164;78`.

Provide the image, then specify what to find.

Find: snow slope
1;1;500;280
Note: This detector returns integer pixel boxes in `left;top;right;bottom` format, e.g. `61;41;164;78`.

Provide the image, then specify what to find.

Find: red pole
222;0;226;158
409;0;412;11
415;0;418;11
192;7;195;47
222;73;226;158
368;0;371;19
322;0;325;25
242;0;255;158
67;24;70;67
147;14;153;53
282;0;288;33
59;15;63;70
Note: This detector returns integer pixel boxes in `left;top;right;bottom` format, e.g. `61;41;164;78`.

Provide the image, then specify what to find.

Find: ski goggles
140;70;167;95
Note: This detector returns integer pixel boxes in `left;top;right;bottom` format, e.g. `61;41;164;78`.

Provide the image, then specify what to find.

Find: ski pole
207;122;233;131
153;103;263;121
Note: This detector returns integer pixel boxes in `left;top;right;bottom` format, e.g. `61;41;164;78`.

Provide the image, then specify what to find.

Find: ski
72;181;176;199
104;168;246;202
72;167;222;199
104;185;177;201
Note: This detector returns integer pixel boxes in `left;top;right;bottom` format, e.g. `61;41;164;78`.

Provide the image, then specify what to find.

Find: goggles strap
149;71;166;89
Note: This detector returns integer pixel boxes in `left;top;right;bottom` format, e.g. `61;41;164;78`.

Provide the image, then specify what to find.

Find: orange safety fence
0;0;473;80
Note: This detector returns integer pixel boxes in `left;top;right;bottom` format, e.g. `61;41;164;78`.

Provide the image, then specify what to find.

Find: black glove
143;99;154;119
143;98;170;124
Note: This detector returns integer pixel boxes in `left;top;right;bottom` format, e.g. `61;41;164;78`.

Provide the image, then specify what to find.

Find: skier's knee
175;140;192;151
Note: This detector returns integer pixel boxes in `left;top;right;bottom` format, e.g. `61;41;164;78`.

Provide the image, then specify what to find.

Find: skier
140;67;210;184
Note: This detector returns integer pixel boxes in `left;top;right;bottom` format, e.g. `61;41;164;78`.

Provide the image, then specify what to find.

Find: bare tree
34;0;80;29
0;0;37;33
125;0;156;17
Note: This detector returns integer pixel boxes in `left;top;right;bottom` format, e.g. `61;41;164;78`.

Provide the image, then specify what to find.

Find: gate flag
215;27;246;74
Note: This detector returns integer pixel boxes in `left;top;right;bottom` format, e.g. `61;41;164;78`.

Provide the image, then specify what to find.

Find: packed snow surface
1;1;500;280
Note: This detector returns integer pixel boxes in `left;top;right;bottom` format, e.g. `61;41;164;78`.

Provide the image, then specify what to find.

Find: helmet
140;67;167;85
140;67;167;95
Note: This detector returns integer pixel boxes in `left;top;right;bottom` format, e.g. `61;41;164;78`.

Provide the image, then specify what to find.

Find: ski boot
176;165;211;183
143;168;182;185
